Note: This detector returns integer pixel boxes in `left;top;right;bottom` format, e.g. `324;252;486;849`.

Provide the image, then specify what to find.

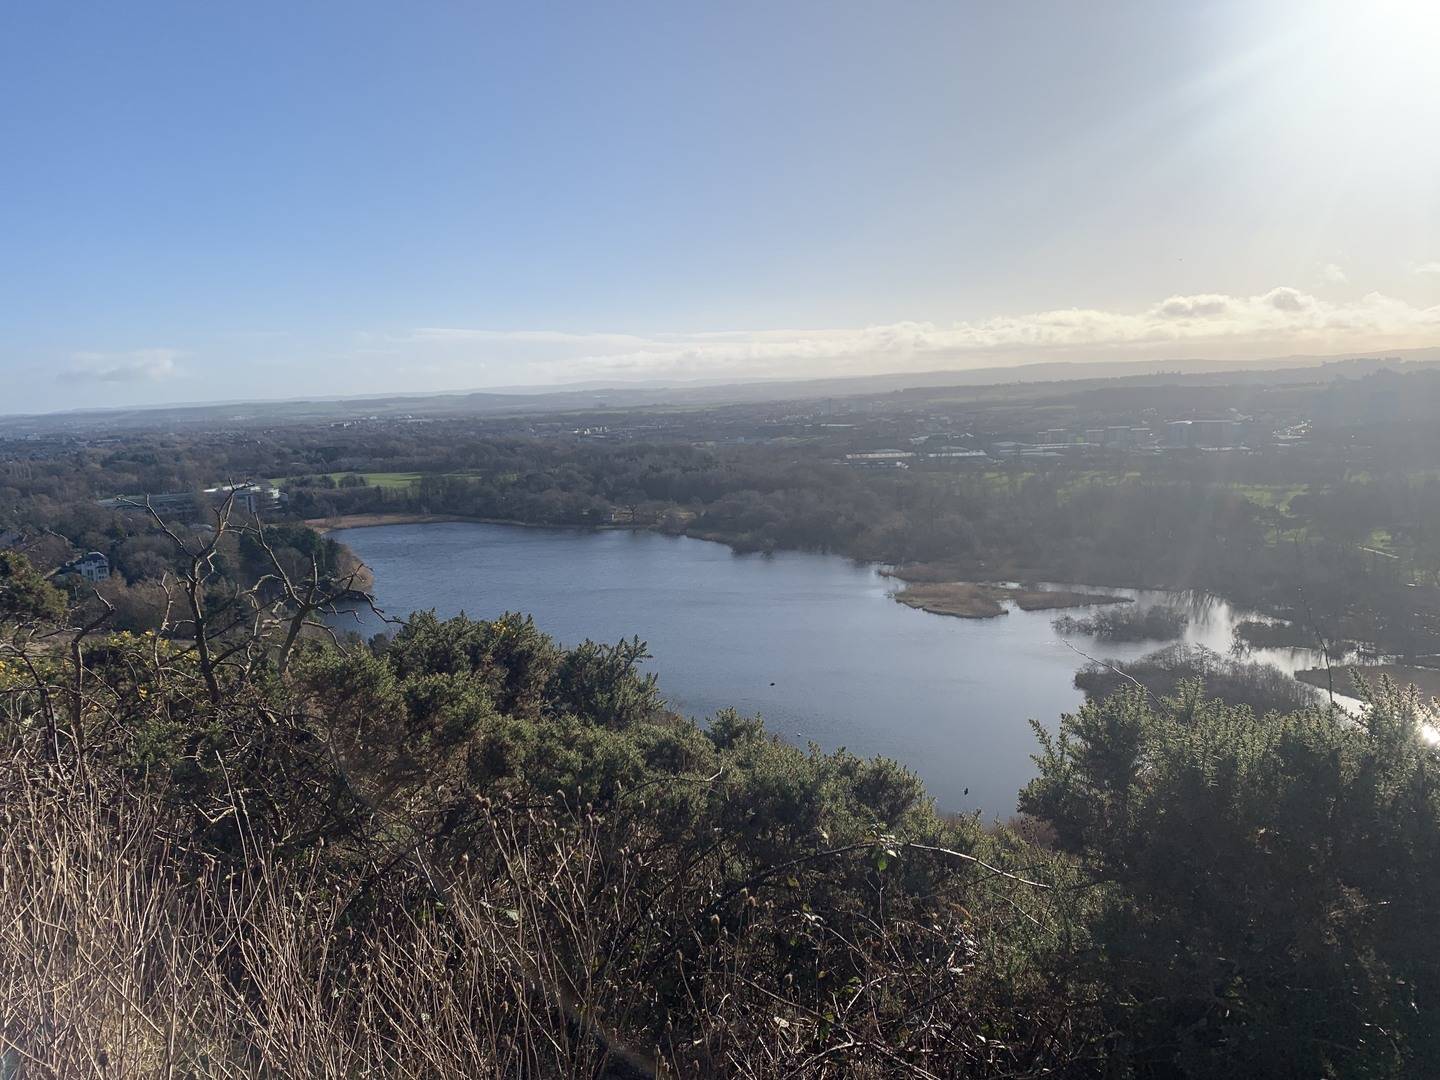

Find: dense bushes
2;573;1438;1077
1022;681;1440;1076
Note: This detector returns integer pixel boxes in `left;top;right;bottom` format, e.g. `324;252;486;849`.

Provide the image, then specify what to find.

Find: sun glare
1304;0;1440;95
1242;0;1440;165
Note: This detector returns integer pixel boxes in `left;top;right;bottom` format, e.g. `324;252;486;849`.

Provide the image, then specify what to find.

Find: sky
2;0;1439;414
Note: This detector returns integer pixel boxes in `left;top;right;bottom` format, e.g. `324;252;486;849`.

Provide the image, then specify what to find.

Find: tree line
6;406;1440;655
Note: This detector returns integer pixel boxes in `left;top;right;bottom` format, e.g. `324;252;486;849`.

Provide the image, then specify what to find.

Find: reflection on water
331;522;1371;817
1038;584;1368;712
1040;583;1333;671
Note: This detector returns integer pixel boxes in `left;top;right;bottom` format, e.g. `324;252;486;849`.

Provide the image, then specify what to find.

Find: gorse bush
1022;681;1440;1077
1;549;1437;1078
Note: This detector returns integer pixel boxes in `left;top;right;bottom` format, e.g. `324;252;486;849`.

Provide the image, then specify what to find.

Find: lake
330;522;1335;818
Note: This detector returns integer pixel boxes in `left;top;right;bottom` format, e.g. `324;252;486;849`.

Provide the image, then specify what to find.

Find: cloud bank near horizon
385;286;1440;384
37;284;1440;414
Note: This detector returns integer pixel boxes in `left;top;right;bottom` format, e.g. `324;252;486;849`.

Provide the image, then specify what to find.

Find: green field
273;471;423;489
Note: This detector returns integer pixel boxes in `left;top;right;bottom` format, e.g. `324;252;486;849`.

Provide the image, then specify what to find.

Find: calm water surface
331;522;1331;818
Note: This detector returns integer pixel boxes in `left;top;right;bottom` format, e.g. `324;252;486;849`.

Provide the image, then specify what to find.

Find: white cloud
385;286;1440;382
1320;262;1348;284
1415;261;1440;276
1263;286;1310;313
1155;294;1231;319
68;349;183;383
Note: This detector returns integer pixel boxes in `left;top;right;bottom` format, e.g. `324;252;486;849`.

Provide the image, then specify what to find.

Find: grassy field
273;471;423;489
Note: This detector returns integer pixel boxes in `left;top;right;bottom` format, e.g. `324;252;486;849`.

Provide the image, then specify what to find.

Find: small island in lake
893;580;1130;619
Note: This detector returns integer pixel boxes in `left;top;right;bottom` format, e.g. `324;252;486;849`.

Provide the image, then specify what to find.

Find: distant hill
6;346;1440;433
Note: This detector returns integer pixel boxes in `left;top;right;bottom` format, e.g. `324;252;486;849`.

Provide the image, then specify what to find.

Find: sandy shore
308;513;646;535
305;513;480;534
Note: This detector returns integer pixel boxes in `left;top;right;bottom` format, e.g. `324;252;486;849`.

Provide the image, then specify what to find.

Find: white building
62;551;110;583
202;483;285;515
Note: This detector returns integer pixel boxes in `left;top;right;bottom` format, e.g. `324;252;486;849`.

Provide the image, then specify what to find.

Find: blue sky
3;0;1438;413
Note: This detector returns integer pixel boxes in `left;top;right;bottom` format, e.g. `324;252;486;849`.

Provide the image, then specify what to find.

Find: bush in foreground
1023;680;1440;1077
1;572;1436;1078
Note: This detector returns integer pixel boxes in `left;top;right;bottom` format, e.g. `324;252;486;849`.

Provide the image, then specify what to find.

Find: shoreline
310;516;1338;649
310;518;1226;606
307;512;638;535
318;515;1148;623
316;516;1381;717
1295;663;1440;701
308;512;487;534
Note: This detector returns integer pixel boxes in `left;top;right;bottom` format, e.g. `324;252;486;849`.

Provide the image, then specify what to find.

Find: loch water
331;522;1334;818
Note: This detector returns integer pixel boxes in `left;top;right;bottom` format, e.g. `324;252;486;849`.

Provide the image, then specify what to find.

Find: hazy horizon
4;0;1438;413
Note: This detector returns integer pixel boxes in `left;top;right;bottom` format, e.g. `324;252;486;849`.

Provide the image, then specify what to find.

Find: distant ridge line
6;346;1440;431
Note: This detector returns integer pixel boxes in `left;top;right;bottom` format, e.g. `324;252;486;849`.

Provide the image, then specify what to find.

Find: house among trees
58;550;110;583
